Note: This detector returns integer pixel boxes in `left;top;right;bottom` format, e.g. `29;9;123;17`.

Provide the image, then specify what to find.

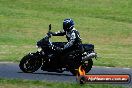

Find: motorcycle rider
50;18;84;54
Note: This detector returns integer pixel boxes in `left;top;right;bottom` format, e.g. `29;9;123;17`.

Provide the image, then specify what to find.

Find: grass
0;0;132;67
0;78;125;88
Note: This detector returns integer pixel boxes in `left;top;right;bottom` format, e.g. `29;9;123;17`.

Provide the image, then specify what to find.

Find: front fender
28;51;43;58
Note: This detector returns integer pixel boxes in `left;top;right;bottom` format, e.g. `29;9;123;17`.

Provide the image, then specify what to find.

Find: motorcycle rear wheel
70;59;93;76
83;59;93;73
19;54;42;73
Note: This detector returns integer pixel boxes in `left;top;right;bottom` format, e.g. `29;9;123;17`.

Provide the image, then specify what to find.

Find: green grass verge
0;78;125;88
0;0;132;67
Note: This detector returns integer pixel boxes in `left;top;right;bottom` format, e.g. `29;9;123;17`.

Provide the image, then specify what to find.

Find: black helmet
63;18;74;31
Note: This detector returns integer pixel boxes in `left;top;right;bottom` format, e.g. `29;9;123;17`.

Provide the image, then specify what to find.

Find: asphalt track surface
0;63;132;87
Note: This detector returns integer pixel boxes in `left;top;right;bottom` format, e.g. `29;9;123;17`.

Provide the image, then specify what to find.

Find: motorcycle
19;24;97;75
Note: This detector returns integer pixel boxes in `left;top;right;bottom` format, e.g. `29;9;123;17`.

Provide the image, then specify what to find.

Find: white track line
93;66;131;70
0;62;131;69
0;62;14;64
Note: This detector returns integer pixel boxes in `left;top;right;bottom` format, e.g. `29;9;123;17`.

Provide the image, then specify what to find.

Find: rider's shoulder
71;28;79;33
72;28;77;30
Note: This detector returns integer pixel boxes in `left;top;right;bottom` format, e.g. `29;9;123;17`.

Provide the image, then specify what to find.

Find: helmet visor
63;22;70;31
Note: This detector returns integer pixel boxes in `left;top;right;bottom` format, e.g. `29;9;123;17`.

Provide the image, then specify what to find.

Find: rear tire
19;53;42;73
83;59;93;73
70;59;93;76
70;69;78;76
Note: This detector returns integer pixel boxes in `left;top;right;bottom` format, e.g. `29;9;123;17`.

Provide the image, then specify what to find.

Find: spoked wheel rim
23;58;41;73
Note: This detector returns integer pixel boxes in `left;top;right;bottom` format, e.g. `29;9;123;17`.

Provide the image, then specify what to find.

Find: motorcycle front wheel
19;53;42;73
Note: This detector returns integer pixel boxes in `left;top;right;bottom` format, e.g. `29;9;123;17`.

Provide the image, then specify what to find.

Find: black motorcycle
19;24;97;75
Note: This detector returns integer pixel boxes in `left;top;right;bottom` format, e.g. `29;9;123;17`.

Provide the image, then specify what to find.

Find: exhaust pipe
82;52;97;61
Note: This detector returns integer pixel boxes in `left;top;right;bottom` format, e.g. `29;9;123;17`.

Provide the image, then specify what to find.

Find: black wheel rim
24;59;40;72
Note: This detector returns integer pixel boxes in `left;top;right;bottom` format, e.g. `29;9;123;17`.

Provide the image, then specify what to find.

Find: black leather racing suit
51;28;84;69
52;28;83;52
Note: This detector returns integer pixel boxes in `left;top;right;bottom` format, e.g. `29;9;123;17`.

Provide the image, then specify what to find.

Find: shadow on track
18;72;74;76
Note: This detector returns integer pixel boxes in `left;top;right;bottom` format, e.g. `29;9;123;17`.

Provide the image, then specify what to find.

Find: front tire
19;53;42;73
